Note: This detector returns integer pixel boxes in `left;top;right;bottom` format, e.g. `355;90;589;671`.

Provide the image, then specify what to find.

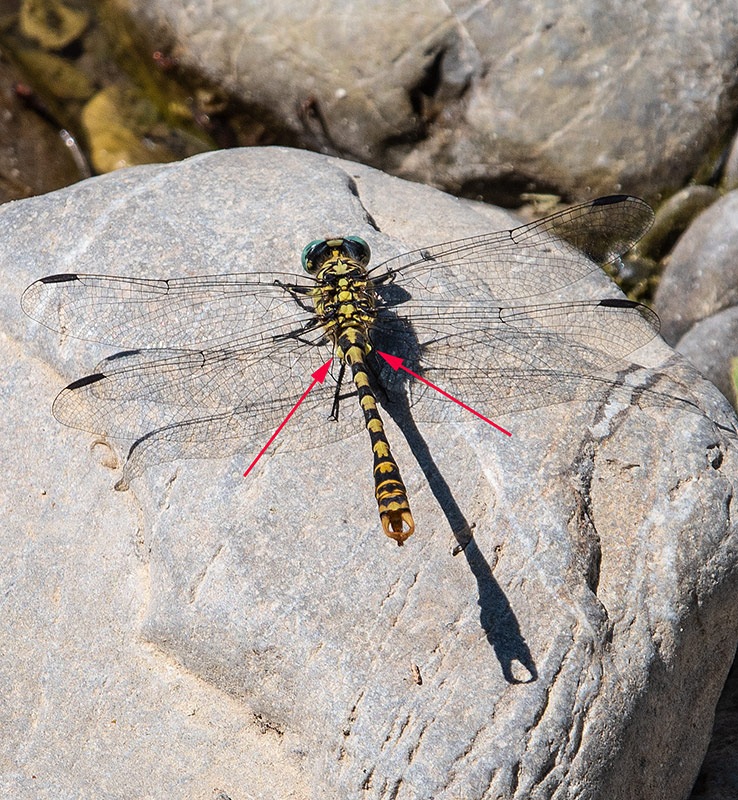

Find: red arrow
376;351;512;437
244;358;333;477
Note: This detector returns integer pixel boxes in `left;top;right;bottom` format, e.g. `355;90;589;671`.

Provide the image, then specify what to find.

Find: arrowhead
376;351;404;370
312;358;333;383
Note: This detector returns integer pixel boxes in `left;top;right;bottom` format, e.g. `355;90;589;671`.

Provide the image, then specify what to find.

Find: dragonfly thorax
307;240;378;357
312;275;377;359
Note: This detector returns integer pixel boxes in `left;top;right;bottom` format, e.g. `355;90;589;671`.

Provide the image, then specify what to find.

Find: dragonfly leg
330;360;347;420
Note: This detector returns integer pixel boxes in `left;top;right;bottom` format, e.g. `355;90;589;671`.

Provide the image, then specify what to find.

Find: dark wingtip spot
598;298;640;309
66;373;106;390
106;349;142;361
40;273;80;284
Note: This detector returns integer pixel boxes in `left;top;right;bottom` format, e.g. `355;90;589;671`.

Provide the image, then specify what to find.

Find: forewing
370;195;654;302
21;271;315;349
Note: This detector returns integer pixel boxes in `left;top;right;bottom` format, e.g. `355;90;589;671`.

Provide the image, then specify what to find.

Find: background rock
674;307;738;406
656;191;738;344
3;147;738;798
690;660;738;800
115;0;738;201
654;190;738;419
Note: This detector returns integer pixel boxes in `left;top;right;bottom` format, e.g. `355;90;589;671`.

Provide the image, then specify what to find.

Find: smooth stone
675;306;738;407
3;147;738;799
118;0;738;198
655;191;738;344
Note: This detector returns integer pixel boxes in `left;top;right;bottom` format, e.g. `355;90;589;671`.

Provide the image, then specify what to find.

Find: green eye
344;236;370;266
301;239;325;273
301;236;371;273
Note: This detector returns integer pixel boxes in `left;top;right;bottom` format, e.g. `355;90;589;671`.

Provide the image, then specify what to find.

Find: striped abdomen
339;327;415;544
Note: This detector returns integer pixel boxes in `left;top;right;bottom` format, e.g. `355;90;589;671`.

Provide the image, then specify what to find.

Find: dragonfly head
301;236;370;274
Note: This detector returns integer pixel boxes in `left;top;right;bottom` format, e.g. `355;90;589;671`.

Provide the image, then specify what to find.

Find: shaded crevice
723;489;733;526
458;173;566;210
570;438;602;596
384;43;463;149
406;721;428;765
510;759;521;796
187;541;225;604
409;48;446;116
707;443;724;470
360;765;374;790
344;173;380;232
252;711;284;737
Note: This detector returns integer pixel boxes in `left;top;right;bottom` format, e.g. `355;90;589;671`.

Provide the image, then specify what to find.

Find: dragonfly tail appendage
376;471;415;544
372;438;415;545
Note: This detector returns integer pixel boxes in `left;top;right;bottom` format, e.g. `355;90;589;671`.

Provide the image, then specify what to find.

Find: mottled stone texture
2;148;737;798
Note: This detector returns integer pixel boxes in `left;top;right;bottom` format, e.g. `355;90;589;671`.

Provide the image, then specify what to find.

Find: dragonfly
22;194;668;544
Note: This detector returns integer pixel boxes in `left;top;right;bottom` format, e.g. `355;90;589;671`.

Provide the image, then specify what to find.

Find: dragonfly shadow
461;537;537;684
378;387;537;684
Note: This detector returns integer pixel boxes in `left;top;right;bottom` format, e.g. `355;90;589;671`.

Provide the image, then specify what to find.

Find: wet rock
0;56;86;201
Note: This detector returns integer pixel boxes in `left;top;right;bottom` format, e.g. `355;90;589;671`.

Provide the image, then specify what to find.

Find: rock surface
690;660;738;800
654;190;738;425
654;189;738;800
3;147;738;799
118;0;738;200
674;307;738;407
656;191;738;345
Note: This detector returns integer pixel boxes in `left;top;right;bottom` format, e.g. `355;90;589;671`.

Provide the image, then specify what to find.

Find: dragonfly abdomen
340;330;415;544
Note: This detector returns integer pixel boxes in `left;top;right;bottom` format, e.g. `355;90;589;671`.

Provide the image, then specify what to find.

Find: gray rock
119;0;738;199
675;306;738;406
636;185;720;263
3;147;738;799
655;191;738;344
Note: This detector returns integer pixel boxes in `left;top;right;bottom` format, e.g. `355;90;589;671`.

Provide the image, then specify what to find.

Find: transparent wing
50;333;365;445
114;394;362;489
21;271;316;349
369;298;665;421
369;195;654;302
21;195;652;352
50;298;660;442
23;194;678;483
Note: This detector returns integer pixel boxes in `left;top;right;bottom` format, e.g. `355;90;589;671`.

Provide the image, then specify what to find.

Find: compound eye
301;239;326;273
344;235;371;266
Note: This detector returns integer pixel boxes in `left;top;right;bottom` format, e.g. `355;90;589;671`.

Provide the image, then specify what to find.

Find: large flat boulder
3;147;737;799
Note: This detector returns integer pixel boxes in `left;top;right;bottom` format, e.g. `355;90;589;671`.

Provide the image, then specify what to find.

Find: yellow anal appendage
381;508;416;545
